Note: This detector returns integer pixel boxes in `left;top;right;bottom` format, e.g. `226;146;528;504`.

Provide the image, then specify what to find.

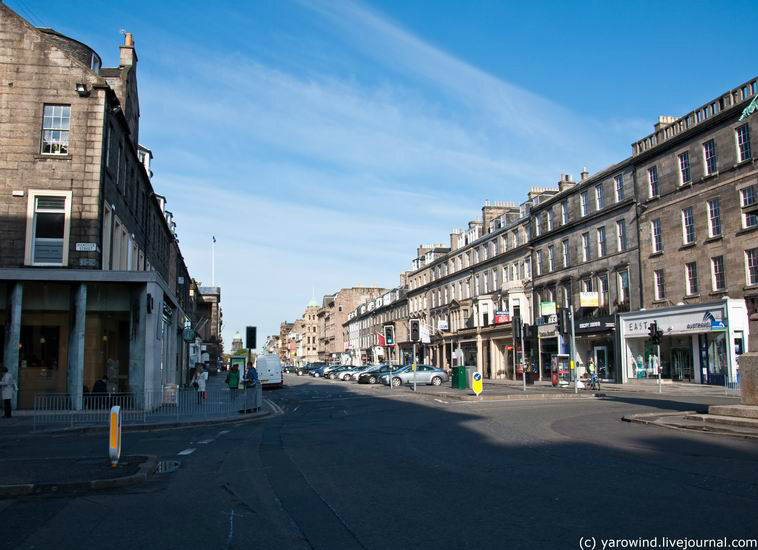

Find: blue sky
10;0;757;347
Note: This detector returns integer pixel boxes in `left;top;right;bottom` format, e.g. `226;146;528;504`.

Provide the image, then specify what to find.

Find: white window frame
685;262;698;295
711;256;725;291
651;219;663;253
616;219;627;252
707;199;721;237
681;207;696;244
24;190;72;266
40;104;71;155
595;184;605;210
736;124;752;163
678;151;691;185
654;269;665;300
580;191;589;217
561;199;569;225
614;174;625;202
536;250;543;276
597;226;607;257
547;245;554;272
703;139;717;175
741;185;758;229
746;248;758;286
582;233;590;262
647;166;659;198
561;239;569;267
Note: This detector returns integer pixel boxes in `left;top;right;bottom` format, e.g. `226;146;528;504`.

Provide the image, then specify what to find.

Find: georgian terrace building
343;287;408;366
404;196;552;379
619;76;758;386
529;166;642;383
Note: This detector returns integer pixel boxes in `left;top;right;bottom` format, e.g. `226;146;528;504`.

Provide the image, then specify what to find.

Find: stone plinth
737;353;758;406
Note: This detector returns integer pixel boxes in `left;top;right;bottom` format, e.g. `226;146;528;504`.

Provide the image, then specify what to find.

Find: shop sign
577;316;616;332
579;292;599;307
624;308;725;337
438;320;449;331
182;327;195;342
538;323;557;337
540;301;556;315
494;311;511;324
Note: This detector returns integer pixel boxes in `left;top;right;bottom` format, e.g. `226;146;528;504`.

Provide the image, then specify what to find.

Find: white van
255;354;283;389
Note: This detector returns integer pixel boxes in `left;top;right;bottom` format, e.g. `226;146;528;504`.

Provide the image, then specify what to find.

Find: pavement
1;375;756;550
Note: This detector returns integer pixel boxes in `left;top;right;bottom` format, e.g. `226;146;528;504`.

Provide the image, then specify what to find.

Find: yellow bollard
109;405;122;468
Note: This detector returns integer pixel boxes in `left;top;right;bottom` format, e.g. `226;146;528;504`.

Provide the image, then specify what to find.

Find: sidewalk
483;377;740;397
0;374;269;438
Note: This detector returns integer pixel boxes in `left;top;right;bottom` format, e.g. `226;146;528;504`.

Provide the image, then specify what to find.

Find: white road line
196;439;214;444
178;448;196;456
292;406;299;412
217;430;230;436
434;399;449;404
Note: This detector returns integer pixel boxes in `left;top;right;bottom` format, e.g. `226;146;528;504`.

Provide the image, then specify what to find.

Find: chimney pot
124;32;133;47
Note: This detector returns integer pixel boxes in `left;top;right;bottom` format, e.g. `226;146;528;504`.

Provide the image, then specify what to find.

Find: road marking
178;448;196;456
292;406;299;412
434;399;449;404
217;430;230;436
196;439;214;444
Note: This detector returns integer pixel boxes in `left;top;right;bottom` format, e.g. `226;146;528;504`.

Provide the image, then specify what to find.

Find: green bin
452;366;468;389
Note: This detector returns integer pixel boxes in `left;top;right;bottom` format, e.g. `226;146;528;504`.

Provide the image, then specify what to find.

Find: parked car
326;366;354;380
357;364;402;384
296;363;324;376
337;365;373;381
381;365;449;387
310;364;339;377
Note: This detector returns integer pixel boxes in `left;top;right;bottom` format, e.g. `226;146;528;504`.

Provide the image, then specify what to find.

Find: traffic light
513;315;521;339
409;319;420;342
383;325;395;346
246;326;257;349
647;321;663;346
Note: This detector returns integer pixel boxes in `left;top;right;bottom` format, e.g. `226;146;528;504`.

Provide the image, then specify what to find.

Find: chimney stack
558;173;576;192
119;31;136;67
581;167;589;181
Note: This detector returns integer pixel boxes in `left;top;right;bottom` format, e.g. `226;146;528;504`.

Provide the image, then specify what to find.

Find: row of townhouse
0;6;219;409
341;75;758;386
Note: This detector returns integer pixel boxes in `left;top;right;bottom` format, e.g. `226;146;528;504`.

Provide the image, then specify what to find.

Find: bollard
109;405;122;468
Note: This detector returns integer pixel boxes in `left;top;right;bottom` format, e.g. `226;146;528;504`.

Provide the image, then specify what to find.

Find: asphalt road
1;376;756;550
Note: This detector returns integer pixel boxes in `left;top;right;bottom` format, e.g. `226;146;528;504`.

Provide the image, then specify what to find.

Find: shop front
618;299;748;384
537;322;560;380
574;316;617;382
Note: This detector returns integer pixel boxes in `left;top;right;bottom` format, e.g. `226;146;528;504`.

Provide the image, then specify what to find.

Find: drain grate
156;460;181;474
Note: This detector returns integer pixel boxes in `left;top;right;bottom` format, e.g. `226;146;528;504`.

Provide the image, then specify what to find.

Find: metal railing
724;380;741;397
32;385;262;431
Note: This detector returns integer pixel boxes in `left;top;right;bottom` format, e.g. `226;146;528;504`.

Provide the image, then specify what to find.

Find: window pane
35;212;65;238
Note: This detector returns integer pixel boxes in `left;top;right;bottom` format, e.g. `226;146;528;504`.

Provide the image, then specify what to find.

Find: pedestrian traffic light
409;319;420;342
383;325;395;346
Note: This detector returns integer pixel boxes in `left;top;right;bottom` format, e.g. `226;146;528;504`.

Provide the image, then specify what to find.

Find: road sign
471;371;483;396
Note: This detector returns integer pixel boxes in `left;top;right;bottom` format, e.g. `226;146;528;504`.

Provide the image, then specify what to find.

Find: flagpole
212;236;216;286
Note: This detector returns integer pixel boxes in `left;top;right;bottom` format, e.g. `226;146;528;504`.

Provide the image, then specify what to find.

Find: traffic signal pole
570;307;578;394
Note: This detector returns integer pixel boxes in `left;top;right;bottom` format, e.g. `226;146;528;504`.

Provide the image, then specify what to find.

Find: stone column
129;284;147;408
66;284;87;410
737;353;758;406
3;282;23;409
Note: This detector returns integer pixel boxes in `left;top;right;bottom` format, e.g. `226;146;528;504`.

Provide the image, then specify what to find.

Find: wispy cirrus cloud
134;0;621;343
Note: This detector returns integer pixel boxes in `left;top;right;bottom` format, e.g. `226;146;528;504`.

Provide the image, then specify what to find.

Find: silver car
381;365;449;387
337;365;372;381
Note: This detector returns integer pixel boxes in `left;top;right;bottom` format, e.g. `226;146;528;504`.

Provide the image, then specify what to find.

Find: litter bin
451;366;468;389
525;372;535;385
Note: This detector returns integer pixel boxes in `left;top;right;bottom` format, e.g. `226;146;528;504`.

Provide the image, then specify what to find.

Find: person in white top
191;364;207;404
1;367;17;418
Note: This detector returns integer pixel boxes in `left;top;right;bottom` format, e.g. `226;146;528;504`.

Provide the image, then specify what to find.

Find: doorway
593;346;608;379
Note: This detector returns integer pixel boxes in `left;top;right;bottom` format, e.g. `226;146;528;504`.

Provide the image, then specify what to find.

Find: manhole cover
156;460;180;474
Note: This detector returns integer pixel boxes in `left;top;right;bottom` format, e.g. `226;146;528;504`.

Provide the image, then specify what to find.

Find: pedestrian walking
191;364;207;403
1;367;17;418
226;364;240;400
92;375;108;394
245;361;258;388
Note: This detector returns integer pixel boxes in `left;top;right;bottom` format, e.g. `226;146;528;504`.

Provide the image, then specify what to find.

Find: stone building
343;287;408;366
317;287;385;363
529;165;642;382
0;6;195;408
620;77;758;385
